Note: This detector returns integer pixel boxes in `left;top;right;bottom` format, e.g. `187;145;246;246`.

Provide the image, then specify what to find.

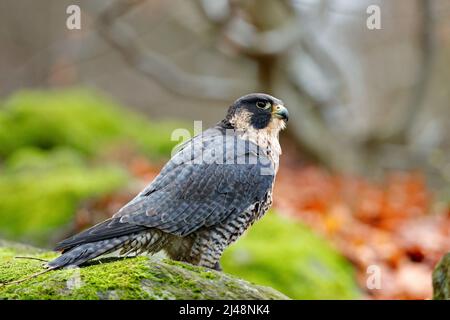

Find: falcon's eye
256;101;271;110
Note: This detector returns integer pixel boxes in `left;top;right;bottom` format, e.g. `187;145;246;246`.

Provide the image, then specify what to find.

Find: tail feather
47;235;131;268
47;230;172;269
54;218;146;252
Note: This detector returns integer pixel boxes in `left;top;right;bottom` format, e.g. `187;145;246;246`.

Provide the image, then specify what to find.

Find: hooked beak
272;104;289;122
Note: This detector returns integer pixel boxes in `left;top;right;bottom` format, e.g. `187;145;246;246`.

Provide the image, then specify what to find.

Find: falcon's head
223;93;289;133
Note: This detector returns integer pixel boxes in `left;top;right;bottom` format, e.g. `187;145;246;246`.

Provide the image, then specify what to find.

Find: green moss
165;260;218;280
0;148;128;244
0;247;153;300
221;212;361;299
433;253;450;300
200;271;218;280
0;89;185;160
0;240;288;300
164;259;201;272
68;257;154;300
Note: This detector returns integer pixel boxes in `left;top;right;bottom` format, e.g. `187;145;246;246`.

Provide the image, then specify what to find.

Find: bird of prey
47;93;289;271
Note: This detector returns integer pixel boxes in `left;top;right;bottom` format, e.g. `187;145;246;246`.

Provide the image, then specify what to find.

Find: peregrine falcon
47;93;288;271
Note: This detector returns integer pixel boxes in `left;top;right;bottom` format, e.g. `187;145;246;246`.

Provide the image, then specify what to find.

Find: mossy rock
0;240;288;300
221;213;361;299
433;252;450;299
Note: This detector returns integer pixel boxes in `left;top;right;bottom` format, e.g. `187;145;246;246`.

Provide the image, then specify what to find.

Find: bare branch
404;0;434;138
197;0;302;56
365;0;434;145
97;0;250;101
278;77;364;173
222;17;304;56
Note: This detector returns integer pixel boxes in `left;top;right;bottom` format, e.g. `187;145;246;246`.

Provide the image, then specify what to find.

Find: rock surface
0;239;288;300
433;252;450;300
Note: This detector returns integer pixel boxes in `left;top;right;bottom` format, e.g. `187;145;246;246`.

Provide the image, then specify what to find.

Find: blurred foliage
222;213;360;299
0;89;183;160
0;148;128;244
0;89;185;244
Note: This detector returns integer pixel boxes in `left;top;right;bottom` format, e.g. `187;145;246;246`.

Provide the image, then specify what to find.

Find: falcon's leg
213;262;222;271
163;235;195;262
185;229;229;270
174;207;266;269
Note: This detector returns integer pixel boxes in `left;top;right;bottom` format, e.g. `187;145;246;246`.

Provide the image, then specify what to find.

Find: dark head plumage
221;93;288;131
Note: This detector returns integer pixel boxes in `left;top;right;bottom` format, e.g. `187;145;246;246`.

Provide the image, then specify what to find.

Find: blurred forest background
1;0;450;299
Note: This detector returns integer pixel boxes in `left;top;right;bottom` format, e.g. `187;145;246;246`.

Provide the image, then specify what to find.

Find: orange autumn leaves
274;165;450;299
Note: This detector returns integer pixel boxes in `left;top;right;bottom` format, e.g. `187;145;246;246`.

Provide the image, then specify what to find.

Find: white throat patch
229;110;284;172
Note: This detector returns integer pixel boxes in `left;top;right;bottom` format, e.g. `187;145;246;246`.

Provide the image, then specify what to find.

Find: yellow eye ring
256;101;270;109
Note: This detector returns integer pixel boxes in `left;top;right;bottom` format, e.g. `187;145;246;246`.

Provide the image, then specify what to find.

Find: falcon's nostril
272;104;289;121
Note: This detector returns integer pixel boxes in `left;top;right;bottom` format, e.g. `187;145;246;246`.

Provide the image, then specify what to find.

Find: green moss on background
433;252;450;299
0;240;288;300
0;89;187;244
221;213;361;299
0;147;128;244
0;89;184;160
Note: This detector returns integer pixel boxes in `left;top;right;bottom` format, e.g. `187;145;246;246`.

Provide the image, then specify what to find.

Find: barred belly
184;191;273;269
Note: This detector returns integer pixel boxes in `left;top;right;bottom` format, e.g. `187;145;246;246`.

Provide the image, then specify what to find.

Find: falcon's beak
272;104;289;122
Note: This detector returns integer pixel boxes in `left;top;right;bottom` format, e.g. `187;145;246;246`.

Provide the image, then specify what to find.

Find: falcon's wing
55;127;274;250
119;127;275;235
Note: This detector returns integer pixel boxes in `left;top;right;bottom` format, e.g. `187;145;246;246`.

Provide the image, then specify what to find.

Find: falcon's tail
46;235;132;268
47;229;172;269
